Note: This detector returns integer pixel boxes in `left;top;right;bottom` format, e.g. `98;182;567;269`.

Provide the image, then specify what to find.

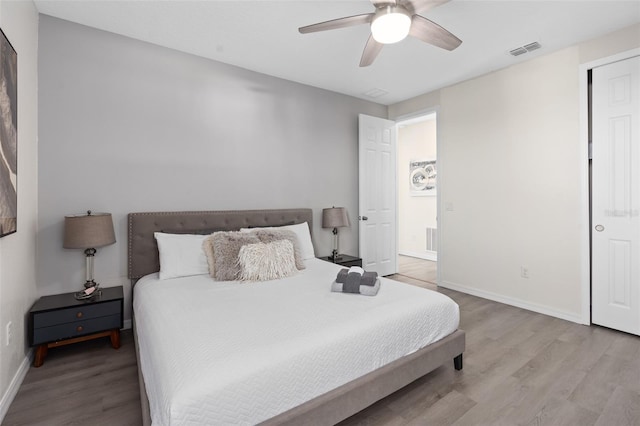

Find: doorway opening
396;112;438;285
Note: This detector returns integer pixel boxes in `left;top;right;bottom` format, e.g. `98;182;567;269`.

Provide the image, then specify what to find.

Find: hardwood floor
3;331;141;426
393;255;437;285
5;260;639;425
340;286;640;426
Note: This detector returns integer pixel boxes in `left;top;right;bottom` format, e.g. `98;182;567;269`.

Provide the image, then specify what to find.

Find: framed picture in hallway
0;27;17;238
410;159;436;196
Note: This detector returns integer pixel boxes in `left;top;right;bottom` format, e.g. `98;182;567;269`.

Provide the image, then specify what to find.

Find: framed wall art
410;159;436;196
0;27;17;237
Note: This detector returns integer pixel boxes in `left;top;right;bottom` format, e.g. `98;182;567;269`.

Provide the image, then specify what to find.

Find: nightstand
318;254;363;268
29;286;124;367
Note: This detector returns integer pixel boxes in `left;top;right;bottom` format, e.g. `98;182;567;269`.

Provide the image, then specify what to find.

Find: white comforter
133;258;459;425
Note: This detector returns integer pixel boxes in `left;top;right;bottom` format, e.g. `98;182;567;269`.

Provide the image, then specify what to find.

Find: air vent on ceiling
363;87;389;99
509;41;542;57
509;47;527;57
523;42;541;52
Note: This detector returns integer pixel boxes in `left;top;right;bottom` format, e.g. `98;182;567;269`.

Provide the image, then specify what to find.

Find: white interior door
592;56;640;335
358;114;397;276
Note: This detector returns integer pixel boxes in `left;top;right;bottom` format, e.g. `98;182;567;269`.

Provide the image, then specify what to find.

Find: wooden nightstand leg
34;345;47;368
110;329;121;349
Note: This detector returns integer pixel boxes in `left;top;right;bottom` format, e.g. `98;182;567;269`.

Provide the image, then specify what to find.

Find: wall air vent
509;41;542;57
426;227;437;252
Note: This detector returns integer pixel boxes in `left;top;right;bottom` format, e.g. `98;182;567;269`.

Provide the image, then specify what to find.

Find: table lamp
64;210;116;298
322;207;350;261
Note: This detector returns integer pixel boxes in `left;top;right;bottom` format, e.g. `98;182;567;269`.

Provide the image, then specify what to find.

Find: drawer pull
76;326;84;333
76;312;83;319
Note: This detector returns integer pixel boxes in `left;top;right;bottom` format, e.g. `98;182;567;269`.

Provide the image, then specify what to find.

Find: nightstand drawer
32;314;121;345
33;300;121;329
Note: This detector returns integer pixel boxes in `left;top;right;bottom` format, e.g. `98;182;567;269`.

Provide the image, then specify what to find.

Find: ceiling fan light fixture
371;6;412;44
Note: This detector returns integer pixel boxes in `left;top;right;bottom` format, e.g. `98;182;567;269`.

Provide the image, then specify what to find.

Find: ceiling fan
299;0;462;67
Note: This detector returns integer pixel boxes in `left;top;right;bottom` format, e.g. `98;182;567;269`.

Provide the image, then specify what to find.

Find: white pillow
154;232;209;280
241;221;315;260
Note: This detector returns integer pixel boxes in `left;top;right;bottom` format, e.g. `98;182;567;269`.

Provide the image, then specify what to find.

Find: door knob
595;225;605;232
359;216;369;221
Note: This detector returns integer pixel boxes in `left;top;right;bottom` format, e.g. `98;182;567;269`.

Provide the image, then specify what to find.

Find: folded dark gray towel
361;271;378;287
344;272;362;293
331;279;381;296
336;269;349;284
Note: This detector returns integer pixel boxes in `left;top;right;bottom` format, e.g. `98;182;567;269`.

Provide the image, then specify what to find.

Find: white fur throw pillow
252;229;306;270
238;239;298;281
241;222;315;260
211;231;261;281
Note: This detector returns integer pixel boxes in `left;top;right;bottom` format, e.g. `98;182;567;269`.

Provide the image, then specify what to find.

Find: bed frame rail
262;330;465;426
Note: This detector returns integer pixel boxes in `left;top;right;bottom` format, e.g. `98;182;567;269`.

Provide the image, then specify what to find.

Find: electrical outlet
521;267;530;279
5;321;12;346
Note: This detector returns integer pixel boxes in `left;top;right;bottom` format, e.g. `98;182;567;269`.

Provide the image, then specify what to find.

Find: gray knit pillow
211;231;260;281
238;239;298;281
252;229;306;270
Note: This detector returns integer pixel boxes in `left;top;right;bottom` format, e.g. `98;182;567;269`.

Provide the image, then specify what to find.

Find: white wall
397;118;437;258
389;24;640;323
37;16;387;323
0;0;39;420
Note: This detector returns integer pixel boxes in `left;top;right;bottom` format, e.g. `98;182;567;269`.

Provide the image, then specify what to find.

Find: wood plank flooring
5;257;639;425
394;255;437;285
3;331;141;426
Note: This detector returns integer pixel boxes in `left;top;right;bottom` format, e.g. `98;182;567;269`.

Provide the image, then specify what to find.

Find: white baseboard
398;250;437;262
439;280;583;324
123;319;132;330
0;349;33;423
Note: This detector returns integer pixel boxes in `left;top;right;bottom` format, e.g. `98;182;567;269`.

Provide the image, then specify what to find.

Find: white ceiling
34;0;640;105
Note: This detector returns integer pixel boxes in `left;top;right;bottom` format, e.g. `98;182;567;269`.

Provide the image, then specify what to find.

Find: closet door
591;56;640;335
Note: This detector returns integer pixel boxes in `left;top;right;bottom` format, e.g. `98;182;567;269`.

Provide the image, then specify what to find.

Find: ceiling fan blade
360;34;384;67
371;0;397;6
409;15;462;51
299;13;373;34
400;0;450;15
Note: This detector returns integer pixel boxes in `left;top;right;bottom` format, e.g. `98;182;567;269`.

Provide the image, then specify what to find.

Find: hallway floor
389;255;437;288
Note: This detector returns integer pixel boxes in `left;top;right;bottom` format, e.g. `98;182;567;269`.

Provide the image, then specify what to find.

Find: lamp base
330;250;343;262
74;284;101;301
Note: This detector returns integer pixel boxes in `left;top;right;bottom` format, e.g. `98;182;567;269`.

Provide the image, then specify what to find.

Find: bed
128;208;465;425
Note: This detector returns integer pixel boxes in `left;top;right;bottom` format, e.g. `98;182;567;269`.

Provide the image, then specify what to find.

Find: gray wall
0;0;39;412
38;16;386;319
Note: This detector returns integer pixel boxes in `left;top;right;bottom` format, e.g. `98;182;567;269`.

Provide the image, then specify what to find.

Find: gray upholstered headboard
127;208;313;281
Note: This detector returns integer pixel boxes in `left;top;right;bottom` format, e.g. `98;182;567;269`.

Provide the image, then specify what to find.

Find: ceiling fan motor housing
371;5;412;44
